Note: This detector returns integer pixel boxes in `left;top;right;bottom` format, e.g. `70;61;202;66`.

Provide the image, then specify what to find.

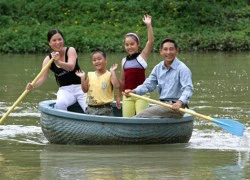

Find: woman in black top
26;29;87;112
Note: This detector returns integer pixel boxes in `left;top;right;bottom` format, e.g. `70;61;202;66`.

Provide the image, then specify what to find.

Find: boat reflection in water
39;144;250;179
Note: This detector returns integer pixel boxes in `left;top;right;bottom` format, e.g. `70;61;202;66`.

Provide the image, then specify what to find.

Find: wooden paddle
0;57;55;125
129;93;245;137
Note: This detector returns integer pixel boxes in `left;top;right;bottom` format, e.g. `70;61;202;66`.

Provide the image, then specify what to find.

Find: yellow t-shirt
87;71;114;105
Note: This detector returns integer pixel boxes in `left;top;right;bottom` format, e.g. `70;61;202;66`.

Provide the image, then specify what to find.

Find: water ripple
0;125;47;145
189;128;250;151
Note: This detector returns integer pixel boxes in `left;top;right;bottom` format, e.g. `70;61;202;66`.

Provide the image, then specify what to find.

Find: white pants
55;84;87;111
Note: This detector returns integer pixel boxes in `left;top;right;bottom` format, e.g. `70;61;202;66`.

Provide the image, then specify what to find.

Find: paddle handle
129;93;213;121
0;58;54;125
129;93;245;137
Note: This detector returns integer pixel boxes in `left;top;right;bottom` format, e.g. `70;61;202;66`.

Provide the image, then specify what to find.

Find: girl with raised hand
116;14;154;117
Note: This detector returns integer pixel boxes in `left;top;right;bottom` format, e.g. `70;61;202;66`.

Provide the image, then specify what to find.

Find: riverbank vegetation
1;0;250;53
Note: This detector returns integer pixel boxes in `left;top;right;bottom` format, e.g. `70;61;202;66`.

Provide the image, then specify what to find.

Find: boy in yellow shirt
76;49;120;116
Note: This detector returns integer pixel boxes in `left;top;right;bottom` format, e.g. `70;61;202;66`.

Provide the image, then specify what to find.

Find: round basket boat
39;100;194;145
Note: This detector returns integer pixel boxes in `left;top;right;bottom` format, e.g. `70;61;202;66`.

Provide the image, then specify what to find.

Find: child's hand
143;14;152;26
75;70;86;78
110;64;118;72
116;97;122;109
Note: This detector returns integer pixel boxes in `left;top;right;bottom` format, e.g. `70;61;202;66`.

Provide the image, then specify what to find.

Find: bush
1;0;250;53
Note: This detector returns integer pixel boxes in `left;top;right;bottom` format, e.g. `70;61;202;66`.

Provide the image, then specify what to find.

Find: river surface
0;52;250;179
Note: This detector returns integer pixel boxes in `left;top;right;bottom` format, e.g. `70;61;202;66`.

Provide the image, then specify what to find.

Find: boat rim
39;100;194;124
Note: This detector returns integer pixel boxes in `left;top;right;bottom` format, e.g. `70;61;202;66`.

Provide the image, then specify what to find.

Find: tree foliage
0;0;250;53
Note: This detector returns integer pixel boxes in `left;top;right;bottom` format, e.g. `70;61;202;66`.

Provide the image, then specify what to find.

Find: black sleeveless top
50;47;81;87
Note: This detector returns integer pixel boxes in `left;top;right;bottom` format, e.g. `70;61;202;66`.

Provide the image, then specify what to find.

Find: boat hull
39;100;194;145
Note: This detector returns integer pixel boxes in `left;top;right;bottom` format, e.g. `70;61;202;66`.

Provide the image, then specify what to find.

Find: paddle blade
212;118;245;137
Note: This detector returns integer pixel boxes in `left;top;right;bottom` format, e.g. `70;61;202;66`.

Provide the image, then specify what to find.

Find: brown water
0;52;250;179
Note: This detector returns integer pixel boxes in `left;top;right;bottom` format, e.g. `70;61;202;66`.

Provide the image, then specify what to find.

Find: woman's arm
53;47;77;71
26;56;51;90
